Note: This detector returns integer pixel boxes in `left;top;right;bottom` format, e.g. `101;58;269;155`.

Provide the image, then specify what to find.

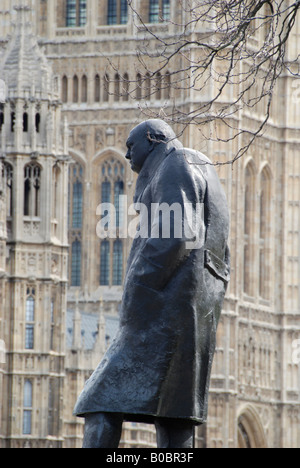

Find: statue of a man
73;119;230;448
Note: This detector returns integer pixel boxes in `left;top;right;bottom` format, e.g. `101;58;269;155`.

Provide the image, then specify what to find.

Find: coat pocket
204;249;230;283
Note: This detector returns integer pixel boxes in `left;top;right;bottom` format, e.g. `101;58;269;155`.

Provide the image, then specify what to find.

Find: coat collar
133;146;175;204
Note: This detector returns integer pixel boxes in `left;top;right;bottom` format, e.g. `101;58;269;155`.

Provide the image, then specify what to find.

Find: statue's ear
146;132;156;153
147;132;163;152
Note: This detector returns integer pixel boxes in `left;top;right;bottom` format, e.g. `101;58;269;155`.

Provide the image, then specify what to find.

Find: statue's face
125;127;151;174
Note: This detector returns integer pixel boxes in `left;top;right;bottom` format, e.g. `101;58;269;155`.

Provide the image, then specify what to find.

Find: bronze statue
74;119;230;448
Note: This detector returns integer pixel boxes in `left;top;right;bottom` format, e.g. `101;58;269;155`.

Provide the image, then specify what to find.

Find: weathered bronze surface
74;120;230;447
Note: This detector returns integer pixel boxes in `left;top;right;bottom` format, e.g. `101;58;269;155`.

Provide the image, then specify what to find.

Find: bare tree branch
107;0;300;164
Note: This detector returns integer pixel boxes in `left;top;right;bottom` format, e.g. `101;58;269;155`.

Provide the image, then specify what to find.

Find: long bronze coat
74;145;230;424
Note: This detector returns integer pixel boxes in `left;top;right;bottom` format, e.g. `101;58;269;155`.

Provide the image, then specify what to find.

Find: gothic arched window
71;240;82;287
149;0;170;22
149;0;159;22
122;73;129;102
69;164;83;229
79;0;87;26
107;0;128;25
95;74;101;102
113;240;123;285
114;74;120;102
243;162;255;296
259;167;272;300
23;380;33;435
237;407;267;448
52;165;61;224
120;0;128;24
24;163;41;217
99;158;125;286
23;112;28;132
66;0;76;26
68;162;84;287
3;162;13;218
11;112;15;133
100;240;110;286
0;104;4;132
81;75;88;103
100;240;124;286
35;113;41;133
103;74;110;102
145;73;151;100
73;75;79;103
66;0;87;27
107;0;117;24
136;74;142;100
114;180;124;228
62;75;68;103
25;288;35;350
101;159;125;229
162;0;170;20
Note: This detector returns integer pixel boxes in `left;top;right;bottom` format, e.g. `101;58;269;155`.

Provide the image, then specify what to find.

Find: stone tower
0;5;70;448
0;156;7;446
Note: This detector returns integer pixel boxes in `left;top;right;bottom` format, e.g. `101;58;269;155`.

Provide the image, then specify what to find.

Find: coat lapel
133;147;175;204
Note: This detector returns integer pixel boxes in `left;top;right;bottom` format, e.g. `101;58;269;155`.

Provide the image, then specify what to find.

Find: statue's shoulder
180;148;213;167
164;146;211;165
159;147;208;188
161;147;212;174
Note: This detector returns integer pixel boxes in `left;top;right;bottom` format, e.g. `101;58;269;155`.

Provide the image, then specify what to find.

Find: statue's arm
132;153;206;291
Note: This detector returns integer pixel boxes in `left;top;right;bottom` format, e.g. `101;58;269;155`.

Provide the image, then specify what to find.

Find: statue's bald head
125;119;181;174
130;119;177;143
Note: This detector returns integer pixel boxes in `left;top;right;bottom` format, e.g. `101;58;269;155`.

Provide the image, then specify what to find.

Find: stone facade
0;0;299;448
0;158;7;445
0;5;70;448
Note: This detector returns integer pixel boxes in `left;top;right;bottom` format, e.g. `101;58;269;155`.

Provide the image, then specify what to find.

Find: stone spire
0;4;54;98
0;4;66;155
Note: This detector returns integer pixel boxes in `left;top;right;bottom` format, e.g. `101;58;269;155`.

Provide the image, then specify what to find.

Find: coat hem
73;408;206;426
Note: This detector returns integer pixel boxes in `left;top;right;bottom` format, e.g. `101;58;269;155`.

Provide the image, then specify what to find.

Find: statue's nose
125;150;131;160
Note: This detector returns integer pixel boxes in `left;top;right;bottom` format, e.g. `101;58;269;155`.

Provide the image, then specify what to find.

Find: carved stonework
75;127;89;152
116;126;127;148
106;127;115;146
23;220;41;237
28;254;37;273
95;127;104;151
51;254;59;275
20;252;27;274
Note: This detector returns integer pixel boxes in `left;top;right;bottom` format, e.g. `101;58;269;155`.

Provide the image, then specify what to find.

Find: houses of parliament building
0;0;299;448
